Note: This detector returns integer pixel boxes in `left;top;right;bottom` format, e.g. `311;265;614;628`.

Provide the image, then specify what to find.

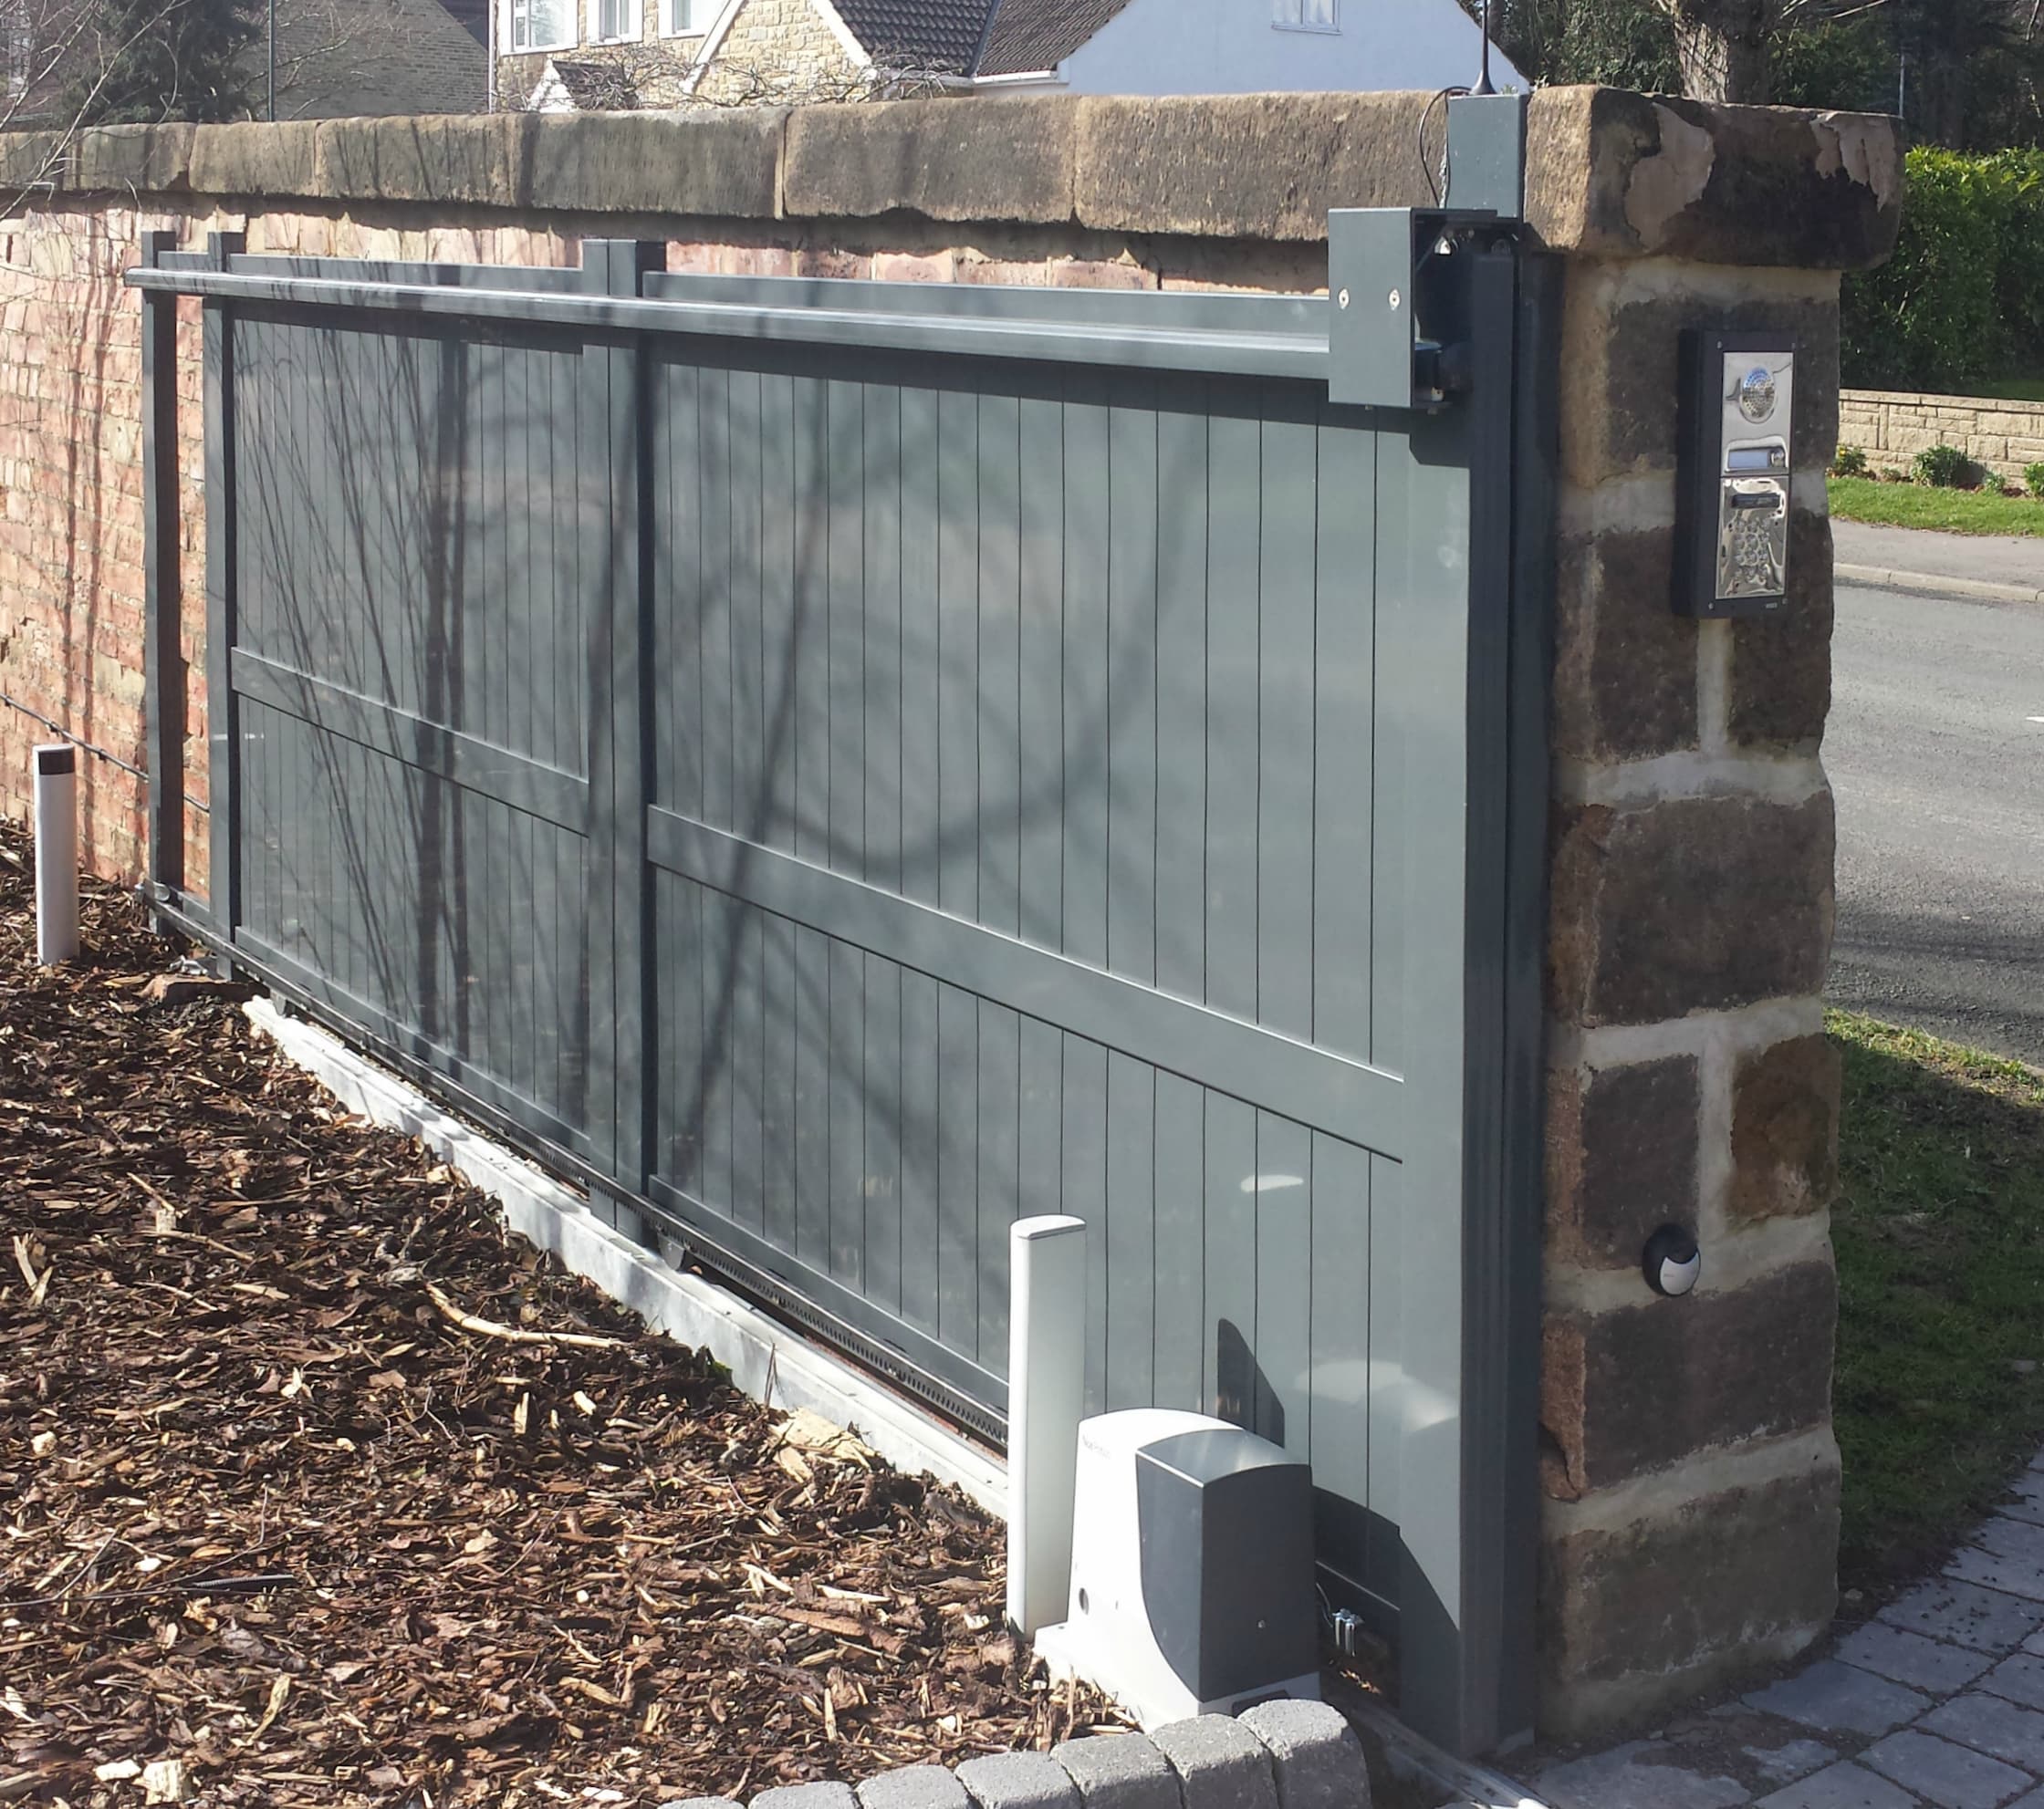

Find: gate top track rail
129;253;1335;385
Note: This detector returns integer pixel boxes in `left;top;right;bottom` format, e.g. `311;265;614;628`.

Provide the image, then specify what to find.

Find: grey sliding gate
130;138;1555;1757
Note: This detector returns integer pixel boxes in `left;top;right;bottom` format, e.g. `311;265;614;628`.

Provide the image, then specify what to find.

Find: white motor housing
1035;1409;1320;1731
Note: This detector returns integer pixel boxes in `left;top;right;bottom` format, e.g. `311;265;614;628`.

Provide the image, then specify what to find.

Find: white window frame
662;0;704;35
1272;0;1339;31
506;0;577;53
589;0;641;43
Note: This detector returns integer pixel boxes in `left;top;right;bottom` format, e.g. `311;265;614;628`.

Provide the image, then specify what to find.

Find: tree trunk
1664;1;1776;103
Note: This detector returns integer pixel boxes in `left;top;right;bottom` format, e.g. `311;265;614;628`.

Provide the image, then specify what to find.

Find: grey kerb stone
754;1787;859;1809
1238;1701;1368;1809
1148;1718;1279;1809
956;1752;1083;1809
1051;1733;1183;1809
857;1769;973;1809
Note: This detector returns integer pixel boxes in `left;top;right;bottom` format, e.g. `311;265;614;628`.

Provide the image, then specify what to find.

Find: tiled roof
975;0;1138;76
825;0;1138;77
828;0;996;72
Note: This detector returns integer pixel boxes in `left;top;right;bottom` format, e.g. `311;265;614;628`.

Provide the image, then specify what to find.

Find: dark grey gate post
139;229;184;929
582;238;666;1242
202;231;245;953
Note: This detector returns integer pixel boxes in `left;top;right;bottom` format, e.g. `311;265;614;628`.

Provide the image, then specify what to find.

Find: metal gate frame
129;109;1558;1756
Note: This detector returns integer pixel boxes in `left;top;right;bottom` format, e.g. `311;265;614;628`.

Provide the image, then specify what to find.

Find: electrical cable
1417;85;1470;206
0;689;209;814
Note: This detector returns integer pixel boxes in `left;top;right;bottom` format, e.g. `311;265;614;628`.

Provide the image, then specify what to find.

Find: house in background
498;0;1521;114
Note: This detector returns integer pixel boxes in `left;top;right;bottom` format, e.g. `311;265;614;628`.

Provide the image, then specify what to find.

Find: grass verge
1832;1011;2044;1592
1830;475;2044;536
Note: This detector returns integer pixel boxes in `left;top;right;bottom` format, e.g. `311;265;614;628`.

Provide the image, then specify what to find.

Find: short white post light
33;743;79;964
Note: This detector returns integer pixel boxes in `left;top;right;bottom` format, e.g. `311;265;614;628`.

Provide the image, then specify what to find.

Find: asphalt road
1828;579;2044;1063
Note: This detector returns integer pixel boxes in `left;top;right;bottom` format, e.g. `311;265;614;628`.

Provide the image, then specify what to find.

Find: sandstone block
1729;1033;1841;1226
1074;91;1433;242
188;121;318;196
1727;510;1832;753
1544;1263;1836;1492
1549;792;1834;1027
1539;1451;1840;1739
526;109;783;219
317;113;538;208
786;98;1077;225
1547;1055;1701;1274
1551;527;1698;763
1559;279;1841;489
74;124;193;194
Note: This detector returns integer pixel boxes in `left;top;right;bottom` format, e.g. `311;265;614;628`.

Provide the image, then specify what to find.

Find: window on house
664;0;701;32
1273;0;1338;27
591;0;641;40
509;0;574;50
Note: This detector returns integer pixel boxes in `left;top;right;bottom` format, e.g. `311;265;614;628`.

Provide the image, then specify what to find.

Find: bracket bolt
1337;287;1350;310
1388;288;1403;311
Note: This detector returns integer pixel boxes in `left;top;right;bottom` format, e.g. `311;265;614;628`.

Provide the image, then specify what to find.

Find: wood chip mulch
0;822;1112;1807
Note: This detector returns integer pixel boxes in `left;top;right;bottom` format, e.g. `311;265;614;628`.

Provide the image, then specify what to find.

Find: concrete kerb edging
1836;562;2044;607
239;997;1004;1513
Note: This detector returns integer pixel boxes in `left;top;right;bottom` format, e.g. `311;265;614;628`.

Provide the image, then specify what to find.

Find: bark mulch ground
0;823;1112;1808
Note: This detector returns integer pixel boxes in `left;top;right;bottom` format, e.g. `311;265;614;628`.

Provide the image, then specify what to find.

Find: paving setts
659;1706;1365;1809
1527;1456;2044;1807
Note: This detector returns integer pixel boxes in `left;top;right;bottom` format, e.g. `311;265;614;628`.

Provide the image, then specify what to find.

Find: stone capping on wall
1840;386;2044;482
4;86;1900;267
665;1703;1370;1809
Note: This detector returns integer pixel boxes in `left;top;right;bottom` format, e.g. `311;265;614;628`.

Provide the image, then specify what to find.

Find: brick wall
1840;386;2044;482
0;91;1900;1745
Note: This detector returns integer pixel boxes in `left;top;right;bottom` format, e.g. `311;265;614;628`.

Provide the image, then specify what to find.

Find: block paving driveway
1525;1459;2044;1808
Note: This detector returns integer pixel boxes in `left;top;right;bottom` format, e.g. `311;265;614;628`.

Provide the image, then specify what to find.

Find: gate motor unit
1005;1219;1320;1731
1677;332;1798;618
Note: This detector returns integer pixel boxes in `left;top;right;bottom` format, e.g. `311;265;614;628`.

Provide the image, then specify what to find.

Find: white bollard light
1006;1213;1088;1637
33;742;79;964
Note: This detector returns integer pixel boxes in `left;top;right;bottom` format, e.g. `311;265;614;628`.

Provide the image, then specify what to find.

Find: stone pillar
1525;91;1901;1740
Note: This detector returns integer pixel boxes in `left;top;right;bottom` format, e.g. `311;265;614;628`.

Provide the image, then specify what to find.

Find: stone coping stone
0;88;1900;269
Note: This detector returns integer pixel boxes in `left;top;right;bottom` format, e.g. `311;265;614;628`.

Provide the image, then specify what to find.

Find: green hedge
1842;148;2044;393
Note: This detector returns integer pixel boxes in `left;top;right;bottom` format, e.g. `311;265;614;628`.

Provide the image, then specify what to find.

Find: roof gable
822;0;1139;77
975;0;1137;76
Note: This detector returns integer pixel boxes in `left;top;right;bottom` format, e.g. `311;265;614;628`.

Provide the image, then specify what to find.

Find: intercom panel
1676;332;1797;618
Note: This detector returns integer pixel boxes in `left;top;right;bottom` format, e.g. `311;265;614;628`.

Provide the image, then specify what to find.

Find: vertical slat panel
1257;411;1319;1043
936;389;979;921
1152;1070;1205;1411
758;371;798;853
1204;1092;1257;1424
792;372;831;867
935;980;978;1350
1061;1034;1110;1417
864;951;903;1313
975;999;1021;1372
1061;394;1110;971
864;386;903;893
729;367;766;844
899;386;942;910
1204;409;1259;1021
828;936;865;1284
828;379;866;878
662;359;704;819
699;365;735;836
976;394;1022;938
700;889;735;1215
730;908;766;1234
1152;397;1209;1005
1253;1110;1312;1454
1106;383;1158;986
1017;1015;1062;1221
1017;394;1064;954
1310;1133;1371;1575
1313;420;1377;1061
898;968;942;1335
793;922;832;1265
760;910;798;1247
1366;1151;1404;1590
1104;1049;1154;1409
